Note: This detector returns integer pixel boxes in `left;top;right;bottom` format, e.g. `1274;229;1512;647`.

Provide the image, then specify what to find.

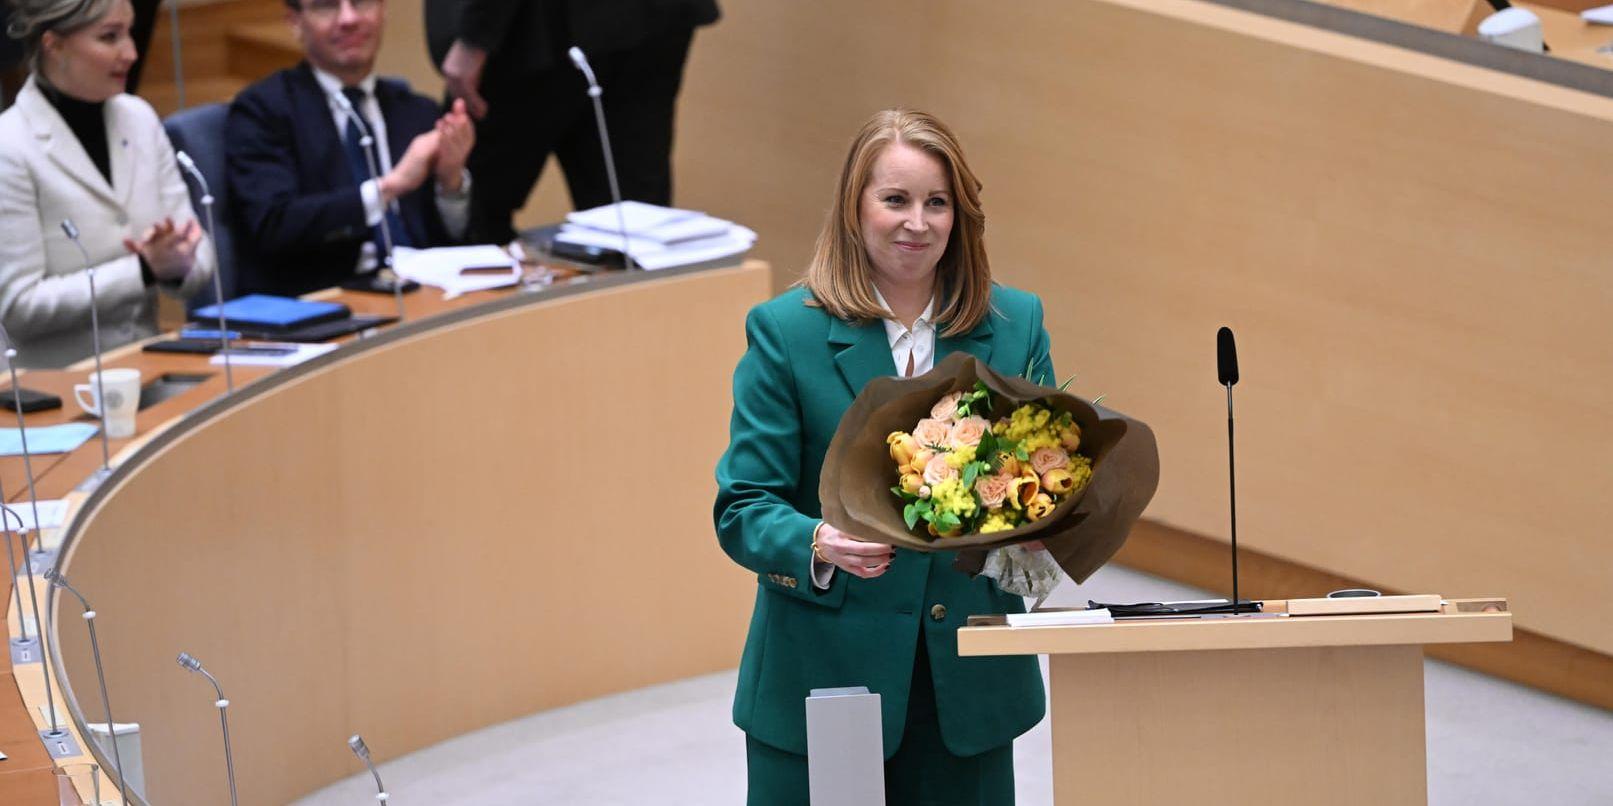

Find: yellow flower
979;509;1019;534
888;432;920;468
928;478;978;519
1026;493;1055;522
1041;468;1075;496
900;473;925;495
1007;475;1039;510
945;445;977;469
1067;455;1094;493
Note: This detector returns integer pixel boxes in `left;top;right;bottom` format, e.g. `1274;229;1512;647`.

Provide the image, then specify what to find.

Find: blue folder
191;295;350;332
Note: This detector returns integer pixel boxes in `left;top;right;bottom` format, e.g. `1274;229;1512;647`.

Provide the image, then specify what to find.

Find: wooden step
225;22;301;79
141;0;287;86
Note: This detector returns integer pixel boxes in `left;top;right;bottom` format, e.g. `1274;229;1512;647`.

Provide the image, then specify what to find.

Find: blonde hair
5;0;118;76
801;109;992;337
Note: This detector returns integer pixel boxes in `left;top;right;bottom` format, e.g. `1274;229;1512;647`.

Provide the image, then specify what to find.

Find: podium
958;601;1512;805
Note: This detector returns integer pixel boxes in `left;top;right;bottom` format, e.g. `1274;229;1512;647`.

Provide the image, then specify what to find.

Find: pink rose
974;472;1013;508
1030;446;1070;476
948;416;989;449
913;418;951;449
923;456;959;486
930;391;964;422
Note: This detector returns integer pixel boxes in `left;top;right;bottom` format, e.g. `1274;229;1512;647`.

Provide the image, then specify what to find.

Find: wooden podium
958;601;1512;805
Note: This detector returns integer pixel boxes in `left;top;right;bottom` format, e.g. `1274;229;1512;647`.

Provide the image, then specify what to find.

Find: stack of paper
556;201;756;271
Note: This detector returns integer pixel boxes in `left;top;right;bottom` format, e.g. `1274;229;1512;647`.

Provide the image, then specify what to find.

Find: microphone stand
1;340;57;573
568;47;637;271
330;93;406;322
1225;380;1240;615
0;497;63;741
348;735;390;802
177;652;238;806
46;570;130;806
59;221;112;486
2;505;34;662
174;152;233;394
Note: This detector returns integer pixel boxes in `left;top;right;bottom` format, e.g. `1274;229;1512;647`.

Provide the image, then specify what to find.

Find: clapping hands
379;100;476;202
122;217;201;281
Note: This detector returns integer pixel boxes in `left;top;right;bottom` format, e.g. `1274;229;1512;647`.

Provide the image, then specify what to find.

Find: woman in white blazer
0;0;214;368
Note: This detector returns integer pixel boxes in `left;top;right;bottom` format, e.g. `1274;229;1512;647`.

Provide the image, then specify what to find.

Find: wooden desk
960;605;1513;805
2;261;770;804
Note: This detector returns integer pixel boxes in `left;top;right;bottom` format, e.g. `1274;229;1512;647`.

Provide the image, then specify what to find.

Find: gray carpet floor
296;566;1613;805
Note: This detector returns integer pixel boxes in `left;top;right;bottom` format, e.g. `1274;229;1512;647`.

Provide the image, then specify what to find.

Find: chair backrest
162;102;239;305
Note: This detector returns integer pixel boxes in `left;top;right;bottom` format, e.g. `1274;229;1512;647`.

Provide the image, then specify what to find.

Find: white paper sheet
210;342;337;367
392;245;522;297
0;498;67;531
564;200;700;233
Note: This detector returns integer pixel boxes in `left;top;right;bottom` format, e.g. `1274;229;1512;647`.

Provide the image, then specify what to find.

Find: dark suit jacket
425;0;720;77
226;63;455;297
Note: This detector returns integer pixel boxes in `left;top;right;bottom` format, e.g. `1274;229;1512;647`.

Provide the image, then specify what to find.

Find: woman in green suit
715;109;1054;805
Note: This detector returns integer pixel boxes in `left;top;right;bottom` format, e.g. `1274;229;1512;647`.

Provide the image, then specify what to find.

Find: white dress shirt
813;289;937;588
309;67;470;272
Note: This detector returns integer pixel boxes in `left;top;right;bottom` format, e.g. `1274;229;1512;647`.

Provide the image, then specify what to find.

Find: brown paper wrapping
818;352;1160;583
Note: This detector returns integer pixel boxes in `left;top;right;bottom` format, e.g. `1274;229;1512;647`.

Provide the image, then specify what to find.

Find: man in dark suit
424;0;718;244
228;0;474;297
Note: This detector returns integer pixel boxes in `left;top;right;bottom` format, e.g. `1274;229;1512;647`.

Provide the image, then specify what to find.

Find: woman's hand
815;523;895;579
123;218;201;281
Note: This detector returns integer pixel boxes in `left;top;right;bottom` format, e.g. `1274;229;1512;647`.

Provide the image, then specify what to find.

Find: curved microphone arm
45;569;132;805
329;91;407;321
177;652;237;806
173;151;234;394
566;47;635;271
349;735;390;801
59;219;112;474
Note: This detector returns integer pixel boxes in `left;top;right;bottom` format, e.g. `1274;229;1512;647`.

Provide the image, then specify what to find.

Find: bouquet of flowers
819;352;1159;587
888;382;1092;540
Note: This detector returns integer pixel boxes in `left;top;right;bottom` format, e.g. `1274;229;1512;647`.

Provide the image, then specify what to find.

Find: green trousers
745;638;1016;806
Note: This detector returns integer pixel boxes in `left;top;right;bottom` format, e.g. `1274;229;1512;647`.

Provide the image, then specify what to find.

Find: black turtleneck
39;83;112;185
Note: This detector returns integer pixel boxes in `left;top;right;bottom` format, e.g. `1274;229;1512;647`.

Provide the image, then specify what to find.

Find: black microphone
1218;326;1244;615
1217;326;1239;386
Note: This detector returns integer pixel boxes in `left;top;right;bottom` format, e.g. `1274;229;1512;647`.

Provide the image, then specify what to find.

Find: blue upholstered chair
162;103;239;305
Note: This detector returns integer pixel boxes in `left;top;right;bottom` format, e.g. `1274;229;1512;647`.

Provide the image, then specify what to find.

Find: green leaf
977;429;997;461
1092;393;1107;407
1058;372;1077;392
962;463;979;488
904;503;920;530
1015;446;1030;461
937;512;962;530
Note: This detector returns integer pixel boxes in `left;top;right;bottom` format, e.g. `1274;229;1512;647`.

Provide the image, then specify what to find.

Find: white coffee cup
73;368;141;439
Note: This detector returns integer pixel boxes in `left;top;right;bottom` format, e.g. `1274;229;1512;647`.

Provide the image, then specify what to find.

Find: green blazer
714;283;1051;760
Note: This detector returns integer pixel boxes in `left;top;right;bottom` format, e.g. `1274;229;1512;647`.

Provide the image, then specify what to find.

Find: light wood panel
957;608;1510;656
46;264;770;804
1049;645;1428;804
1116;517;1613;709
